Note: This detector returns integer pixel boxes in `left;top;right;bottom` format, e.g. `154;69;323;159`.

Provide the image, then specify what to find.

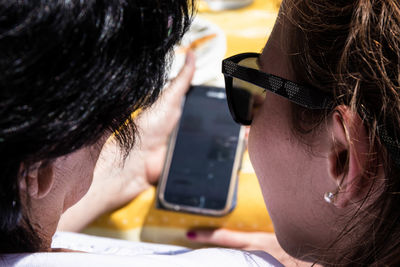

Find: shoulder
2;249;282;267
2;249;283;267
1;232;283;267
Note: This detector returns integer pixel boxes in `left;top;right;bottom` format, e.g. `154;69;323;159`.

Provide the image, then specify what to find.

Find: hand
134;50;196;184
186;229;315;267
58;51;195;232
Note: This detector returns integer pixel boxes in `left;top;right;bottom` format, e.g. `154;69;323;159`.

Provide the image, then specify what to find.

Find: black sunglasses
222;52;333;125
222;52;400;167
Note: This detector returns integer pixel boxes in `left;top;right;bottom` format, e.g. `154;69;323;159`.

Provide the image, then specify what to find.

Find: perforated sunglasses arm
222;53;333;110
222;52;400;168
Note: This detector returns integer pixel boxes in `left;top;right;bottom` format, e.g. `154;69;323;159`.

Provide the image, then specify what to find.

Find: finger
145;144;168;184
164;50;196;101
186;228;253;249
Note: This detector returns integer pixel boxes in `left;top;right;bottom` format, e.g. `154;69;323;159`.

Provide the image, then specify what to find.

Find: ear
328;105;373;208
19;161;55;199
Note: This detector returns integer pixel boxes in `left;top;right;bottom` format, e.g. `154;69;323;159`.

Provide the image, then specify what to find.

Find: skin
250;52;332;257
58;52;196;232
248;16;337;257
248;16;382;260
190;14;336;264
21;4;384;264
20;138;108;250
20;51;196;250
190;2;384;265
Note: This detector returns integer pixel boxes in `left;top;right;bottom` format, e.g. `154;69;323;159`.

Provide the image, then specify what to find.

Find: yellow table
199;0;280;57
84;0;280;248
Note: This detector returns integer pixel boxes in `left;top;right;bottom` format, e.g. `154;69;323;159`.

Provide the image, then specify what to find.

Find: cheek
247;98;316;253
248;101;336;257
248;95;297;207
76;147;102;199
61;148;100;210
248;108;296;210
75;153;96;199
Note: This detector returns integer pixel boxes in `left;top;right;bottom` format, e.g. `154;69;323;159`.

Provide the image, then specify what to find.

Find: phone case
157;86;246;216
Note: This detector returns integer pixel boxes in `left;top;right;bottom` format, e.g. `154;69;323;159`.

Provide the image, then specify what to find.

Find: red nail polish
186;231;197;239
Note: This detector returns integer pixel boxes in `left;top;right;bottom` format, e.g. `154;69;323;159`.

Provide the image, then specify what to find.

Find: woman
0;0;191;252
189;0;400;265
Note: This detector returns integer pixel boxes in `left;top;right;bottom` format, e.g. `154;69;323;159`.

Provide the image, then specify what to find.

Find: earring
324;192;336;204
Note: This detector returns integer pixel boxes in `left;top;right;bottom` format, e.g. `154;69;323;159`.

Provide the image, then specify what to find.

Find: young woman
190;0;400;265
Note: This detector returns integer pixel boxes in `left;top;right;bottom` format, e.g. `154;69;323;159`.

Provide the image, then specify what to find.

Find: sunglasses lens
230;57;266;125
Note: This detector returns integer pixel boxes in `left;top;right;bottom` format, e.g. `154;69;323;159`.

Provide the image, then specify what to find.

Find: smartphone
157;85;245;216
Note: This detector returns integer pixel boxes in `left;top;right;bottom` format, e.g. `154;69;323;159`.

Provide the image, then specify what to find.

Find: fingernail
186;231;197;239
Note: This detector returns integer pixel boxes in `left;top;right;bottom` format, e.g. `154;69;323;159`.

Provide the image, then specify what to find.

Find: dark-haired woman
0;1;278;266
188;0;400;266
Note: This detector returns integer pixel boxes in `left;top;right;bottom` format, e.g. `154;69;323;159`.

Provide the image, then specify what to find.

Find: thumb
163;50;196;102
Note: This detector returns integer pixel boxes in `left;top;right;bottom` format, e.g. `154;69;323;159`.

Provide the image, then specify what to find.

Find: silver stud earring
324;192;336;204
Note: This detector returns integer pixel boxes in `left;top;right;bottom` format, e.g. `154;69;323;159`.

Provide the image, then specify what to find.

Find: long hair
282;0;400;265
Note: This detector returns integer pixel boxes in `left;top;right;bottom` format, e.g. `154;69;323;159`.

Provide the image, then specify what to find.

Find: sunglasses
222;52;400;167
222;52;333;125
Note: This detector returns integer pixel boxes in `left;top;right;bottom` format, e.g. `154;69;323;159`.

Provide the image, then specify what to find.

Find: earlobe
327;105;372;208
19;161;55;199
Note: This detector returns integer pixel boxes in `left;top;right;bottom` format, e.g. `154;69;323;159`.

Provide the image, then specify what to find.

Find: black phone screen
163;86;242;211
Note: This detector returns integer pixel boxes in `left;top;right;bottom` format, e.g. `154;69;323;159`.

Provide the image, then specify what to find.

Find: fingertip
165;50;195;95
186;231;197;240
170;50;195;89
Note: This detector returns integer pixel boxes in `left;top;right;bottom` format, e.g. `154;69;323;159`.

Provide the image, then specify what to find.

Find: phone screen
162;86;242;211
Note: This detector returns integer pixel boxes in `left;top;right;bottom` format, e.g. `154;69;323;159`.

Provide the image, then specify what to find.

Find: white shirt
2;232;283;267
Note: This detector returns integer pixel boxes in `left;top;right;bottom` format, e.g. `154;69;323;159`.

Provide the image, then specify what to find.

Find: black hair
0;0;193;253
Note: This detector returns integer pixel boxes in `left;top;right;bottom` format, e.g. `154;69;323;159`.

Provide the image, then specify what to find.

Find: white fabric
1;232;283;267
